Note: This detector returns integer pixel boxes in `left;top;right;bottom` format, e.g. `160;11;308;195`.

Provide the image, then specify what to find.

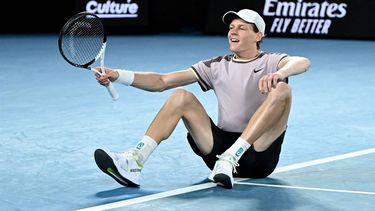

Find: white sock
133;135;158;165
224;137;251;162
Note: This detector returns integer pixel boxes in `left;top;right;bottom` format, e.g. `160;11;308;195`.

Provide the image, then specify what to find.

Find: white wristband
114;69;134;86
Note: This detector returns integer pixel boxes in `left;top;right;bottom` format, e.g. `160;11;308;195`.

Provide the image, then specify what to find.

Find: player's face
228;19;262;57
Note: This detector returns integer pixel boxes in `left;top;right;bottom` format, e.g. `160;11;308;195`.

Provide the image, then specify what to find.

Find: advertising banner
205;0;375;39
75;0;149;27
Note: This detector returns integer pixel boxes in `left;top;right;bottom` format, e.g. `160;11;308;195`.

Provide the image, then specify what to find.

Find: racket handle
90;68;119;101
106;82;119;101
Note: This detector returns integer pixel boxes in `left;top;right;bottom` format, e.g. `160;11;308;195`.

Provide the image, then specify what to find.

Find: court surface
0;34;374;210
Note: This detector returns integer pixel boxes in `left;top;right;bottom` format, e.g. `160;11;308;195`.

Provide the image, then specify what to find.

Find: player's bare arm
258;56;311;93
96;67;197;92
131;69;197;92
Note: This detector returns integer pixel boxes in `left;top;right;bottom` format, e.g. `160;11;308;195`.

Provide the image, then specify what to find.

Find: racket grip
90;68;119;101
106;82;119;101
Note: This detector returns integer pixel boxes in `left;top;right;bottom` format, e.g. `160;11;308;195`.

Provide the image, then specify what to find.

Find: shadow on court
166;178;334;211
95;187;159;198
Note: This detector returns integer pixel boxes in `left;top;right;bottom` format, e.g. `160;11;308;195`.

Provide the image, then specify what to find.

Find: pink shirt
191;52;287;132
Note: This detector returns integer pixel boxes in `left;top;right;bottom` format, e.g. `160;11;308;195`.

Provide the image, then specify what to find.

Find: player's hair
250;23;263;50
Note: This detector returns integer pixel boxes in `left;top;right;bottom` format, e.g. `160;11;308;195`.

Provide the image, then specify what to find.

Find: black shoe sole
213;174;233;189
94;149;140;187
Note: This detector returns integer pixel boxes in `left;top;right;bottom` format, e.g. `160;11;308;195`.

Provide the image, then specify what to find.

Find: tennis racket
58;12;119;101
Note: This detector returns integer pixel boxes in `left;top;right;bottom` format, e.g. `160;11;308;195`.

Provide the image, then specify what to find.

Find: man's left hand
258;72;285;94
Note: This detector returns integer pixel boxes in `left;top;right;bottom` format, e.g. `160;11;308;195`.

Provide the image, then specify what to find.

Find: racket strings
60;14;105;66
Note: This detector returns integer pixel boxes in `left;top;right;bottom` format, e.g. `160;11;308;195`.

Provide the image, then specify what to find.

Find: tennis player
95;9;310;189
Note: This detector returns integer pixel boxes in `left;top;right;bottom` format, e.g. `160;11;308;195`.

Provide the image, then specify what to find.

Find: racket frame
58;12;119;101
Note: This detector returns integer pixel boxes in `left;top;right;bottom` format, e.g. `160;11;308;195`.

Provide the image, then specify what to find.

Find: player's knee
169;88;196;108
271;82;292;104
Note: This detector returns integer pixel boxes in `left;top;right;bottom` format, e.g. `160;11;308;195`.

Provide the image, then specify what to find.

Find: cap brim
222;11;240;25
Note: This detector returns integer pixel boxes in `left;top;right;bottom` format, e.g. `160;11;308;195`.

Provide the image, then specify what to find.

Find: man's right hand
95;67;119;86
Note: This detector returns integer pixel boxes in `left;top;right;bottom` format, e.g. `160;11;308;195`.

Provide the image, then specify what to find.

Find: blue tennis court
0;34;374;210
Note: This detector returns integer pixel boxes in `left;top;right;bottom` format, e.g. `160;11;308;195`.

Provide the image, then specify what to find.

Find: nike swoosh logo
253;68;263;73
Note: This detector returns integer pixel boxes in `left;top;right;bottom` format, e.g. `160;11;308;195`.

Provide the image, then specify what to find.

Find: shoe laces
216;154;239;174
118;149;143;169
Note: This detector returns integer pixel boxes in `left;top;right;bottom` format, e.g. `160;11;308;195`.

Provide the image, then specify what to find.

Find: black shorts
187;119;285;178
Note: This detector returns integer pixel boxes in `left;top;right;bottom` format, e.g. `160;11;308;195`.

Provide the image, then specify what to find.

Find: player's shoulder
258;51;288;62
202;54;233;67
259;51;287;58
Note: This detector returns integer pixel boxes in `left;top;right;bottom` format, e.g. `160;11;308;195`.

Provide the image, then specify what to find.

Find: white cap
222;9;266;35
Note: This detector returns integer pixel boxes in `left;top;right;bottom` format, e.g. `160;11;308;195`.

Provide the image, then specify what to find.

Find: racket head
58;12;107;69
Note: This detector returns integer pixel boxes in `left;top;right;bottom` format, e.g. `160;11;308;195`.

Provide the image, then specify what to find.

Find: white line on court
235;182;375;196
77;147;375;211
271;147;375;174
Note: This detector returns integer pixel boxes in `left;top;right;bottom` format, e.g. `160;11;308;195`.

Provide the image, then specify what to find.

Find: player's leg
211;82;292;188
95;88;214;187
145;88;214;155
242;82;292;151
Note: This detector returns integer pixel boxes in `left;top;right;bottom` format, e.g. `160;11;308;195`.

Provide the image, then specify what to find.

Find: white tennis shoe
94;148;143;187
208;154;239;189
